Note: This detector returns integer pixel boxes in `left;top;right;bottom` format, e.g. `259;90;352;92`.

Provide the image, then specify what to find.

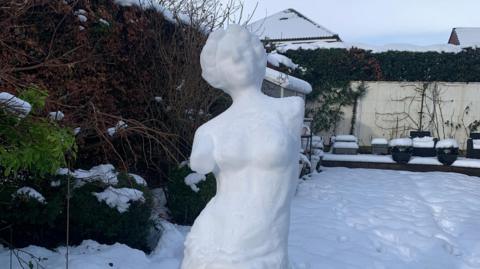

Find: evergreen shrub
166;165;216;225
69;173;153;252
0;173;154;252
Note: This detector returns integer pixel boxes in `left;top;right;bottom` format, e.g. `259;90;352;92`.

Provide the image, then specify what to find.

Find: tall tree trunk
349;97;358;135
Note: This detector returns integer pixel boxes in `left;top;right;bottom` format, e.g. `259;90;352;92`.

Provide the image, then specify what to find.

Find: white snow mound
57;164;119;186
48;111;64;121
389;138;413;147
0;92;32;118
371;138;388;145
267;52;298;70
93;186;145;213
184;173;206;192
413;136;435;148
14;187;46;204
436;139;459;149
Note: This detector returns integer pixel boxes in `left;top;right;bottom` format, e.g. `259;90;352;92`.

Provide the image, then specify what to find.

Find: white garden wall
327;81;480;149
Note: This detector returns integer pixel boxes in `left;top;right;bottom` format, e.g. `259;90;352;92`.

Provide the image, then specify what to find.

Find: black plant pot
413;147;437;157
437;148;459;166
391;146;413;164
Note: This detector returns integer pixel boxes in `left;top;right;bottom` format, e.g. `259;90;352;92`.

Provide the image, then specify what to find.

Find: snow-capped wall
328;81;480;149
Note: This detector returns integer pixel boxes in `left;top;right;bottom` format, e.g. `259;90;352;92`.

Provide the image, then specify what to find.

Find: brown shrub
0;0;228;185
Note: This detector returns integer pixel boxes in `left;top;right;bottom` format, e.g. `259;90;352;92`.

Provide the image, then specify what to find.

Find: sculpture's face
200;25;267;95
216;46;264;93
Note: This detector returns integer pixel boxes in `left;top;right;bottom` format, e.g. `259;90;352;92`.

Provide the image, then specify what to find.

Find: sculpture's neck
230;85;263;105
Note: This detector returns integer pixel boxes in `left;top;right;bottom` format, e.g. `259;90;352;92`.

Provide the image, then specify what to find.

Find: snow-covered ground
323;153;480;168
2;167;480;268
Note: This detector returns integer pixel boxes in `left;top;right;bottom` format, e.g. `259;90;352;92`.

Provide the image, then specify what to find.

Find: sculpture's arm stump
190;127;216;174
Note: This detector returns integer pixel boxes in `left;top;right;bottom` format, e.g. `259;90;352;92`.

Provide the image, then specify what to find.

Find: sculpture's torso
181;96;304;269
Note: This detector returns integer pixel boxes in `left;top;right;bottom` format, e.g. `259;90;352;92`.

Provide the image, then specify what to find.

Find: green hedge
0;173;153;252
165;165;216;225
0;86;76;177
285;47;480;100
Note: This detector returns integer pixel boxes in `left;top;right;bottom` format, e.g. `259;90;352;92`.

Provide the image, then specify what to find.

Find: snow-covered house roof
248;9;341;43
448;27;480;46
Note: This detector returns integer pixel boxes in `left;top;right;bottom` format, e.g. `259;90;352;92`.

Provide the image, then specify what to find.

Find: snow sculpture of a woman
180;24;304;269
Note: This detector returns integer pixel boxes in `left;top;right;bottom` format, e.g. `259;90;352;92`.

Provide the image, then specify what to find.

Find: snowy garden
1;0;480;269
2;168;480;268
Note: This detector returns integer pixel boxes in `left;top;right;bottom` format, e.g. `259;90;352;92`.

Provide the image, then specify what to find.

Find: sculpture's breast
215;111;293;170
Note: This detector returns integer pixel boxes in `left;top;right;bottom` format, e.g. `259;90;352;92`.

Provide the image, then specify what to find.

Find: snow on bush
92;186;145;213
267;51;298;70
108;120;128;136
114;0;177;24
389;138;412;147
129;173;148;186
413;136;435;148
99;18;110;26
184;173;206;192
299;153;311;168
0;92;32;118
48;111;64;121
74;9;88;23
436;139;459;149
58;164;119;186
371;138;388;145
58;164;148;188
14;187;46;204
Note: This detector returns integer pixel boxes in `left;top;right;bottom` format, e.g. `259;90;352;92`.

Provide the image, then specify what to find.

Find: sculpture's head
200;24;267;95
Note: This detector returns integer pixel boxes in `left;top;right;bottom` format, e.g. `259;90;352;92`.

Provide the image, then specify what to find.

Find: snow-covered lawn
2;168;480;268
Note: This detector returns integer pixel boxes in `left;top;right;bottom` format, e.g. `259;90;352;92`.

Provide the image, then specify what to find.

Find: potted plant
389;138;413;164
371;138;389;155
436;139;459;165
332;135;359;155
412;136;437;157
466;133;480;159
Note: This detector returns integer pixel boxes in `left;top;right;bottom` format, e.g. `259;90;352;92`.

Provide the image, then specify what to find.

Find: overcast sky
233;0;480;45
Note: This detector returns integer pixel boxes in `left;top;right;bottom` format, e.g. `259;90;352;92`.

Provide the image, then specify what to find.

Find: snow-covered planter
436;139;459;165
467;133;480;159
389;138;413;164
332;135;359;155
412;136;437;157
371;138;389;155
332;135;357;143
